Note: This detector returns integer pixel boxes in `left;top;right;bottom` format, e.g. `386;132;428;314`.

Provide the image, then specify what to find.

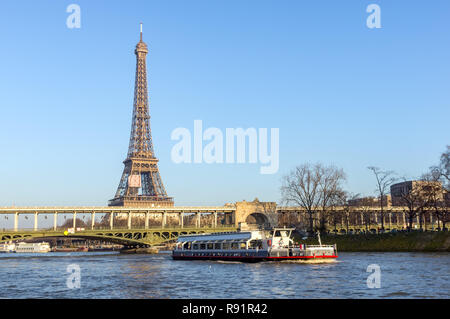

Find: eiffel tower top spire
128;23;153;159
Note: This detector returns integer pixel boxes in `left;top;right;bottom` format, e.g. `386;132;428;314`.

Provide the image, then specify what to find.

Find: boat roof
177;231;252;242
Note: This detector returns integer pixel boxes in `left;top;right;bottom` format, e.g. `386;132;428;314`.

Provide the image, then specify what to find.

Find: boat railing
304;244;335;248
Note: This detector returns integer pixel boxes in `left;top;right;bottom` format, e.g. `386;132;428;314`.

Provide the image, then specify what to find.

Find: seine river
0;252;448;298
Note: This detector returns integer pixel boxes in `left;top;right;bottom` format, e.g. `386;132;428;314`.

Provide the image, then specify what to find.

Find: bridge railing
0;225;237;233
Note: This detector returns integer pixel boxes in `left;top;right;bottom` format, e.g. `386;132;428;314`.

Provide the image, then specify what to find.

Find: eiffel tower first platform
109;24;174;208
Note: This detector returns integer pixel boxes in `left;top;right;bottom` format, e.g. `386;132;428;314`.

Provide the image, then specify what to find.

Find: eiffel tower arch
109;24;173;208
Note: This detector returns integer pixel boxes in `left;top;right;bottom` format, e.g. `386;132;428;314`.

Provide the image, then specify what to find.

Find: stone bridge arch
234;199;278;228
245;213;269;225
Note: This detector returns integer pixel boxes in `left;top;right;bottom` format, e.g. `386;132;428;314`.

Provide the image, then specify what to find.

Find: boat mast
317;231;322;247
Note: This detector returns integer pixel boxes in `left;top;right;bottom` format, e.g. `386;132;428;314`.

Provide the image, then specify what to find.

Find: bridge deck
0;226;238;247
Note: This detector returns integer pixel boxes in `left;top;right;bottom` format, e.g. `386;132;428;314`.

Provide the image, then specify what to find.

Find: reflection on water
0;252;448;298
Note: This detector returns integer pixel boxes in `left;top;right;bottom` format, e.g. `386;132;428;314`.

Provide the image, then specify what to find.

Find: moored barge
172;227;337;262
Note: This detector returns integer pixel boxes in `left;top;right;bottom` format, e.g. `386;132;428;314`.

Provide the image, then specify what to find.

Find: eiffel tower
109;24;174;207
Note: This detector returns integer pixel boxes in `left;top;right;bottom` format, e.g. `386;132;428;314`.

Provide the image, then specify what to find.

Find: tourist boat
15;242;51;253
0;243;16;253
172;227;337;262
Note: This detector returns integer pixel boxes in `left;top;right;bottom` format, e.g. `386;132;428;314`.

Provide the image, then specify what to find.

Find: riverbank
298;231;450;252
120;247;159;254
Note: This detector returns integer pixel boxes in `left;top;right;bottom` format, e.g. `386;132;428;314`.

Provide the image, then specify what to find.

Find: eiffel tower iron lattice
109;24;173;207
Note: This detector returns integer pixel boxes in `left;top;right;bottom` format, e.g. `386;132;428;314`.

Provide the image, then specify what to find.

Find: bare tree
317;165;347;231
422;172;448;230
327;190;353;232
281;163;347;235
332;191;359;233
396;178;431;231
281;163;322;235
437;200;450;230
368;167;396;231
429;146;449;229
431;145;450;191
61;218;88;229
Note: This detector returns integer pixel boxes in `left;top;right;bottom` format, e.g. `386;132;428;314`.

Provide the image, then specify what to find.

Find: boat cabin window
207;243;213;250
200;243;206;250
249;240;263;249
231;242;239;250
240;242;246;249
193;244;199;250
271;230;289;237
222;243;230;250
214;243;221;249
184;242;192;250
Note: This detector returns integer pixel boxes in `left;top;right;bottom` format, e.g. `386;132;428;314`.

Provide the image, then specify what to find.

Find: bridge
0;206;237;247
0;227;237;247
277;205;445;231
0;201;445;246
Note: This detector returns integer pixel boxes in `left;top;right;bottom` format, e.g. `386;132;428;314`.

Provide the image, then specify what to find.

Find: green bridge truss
1;224;433;248
0;226;238;247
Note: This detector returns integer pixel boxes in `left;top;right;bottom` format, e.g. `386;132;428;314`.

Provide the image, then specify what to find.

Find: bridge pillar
145;212;149;229
73;212;77;230
214;212;217;228
128;212;132;230
162;213;166;228
14;212;19;231
91;212;95;230
110;212;114;230
180;213;184;228
34;212;38;231
196;212;200;228
53;212;58;231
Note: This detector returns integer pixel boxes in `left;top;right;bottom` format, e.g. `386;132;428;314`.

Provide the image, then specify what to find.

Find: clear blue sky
0;0;449;206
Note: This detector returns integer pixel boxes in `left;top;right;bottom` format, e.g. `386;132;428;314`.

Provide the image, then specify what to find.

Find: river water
0;252;448;298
